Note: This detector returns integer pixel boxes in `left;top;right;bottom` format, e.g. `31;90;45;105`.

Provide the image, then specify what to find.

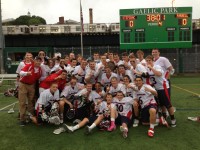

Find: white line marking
0;101;18;111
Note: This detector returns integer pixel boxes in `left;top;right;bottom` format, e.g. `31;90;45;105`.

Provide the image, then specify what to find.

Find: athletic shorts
116;114;132;127
157;88;172;109
141;104;157;123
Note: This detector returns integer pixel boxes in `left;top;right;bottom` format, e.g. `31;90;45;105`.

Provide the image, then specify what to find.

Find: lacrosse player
53;93;114;135
31;83;61;125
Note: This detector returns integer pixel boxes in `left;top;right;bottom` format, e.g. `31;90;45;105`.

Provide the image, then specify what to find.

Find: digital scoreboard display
120;7;192;49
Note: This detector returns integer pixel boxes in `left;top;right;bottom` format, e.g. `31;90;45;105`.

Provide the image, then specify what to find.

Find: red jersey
40;70;66;91
20;64;42;85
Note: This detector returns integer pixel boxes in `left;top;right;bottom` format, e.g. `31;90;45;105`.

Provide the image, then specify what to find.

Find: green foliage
4;15;47;25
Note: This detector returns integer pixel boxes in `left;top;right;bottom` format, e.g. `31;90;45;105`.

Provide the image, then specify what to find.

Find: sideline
0;101;18;111
172;85;200;96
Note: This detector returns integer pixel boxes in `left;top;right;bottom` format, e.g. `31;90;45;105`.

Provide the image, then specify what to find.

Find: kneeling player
31;83;61;125
133;76;158;137
53;93;113;134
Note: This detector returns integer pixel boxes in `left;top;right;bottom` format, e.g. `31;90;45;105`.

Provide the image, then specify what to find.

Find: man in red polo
19;56;42;126
39;70;67;94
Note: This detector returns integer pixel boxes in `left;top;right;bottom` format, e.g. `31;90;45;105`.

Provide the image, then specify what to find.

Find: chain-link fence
55;44;200;73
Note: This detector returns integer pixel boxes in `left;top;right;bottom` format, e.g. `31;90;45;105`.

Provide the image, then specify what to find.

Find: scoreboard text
120;7;192;49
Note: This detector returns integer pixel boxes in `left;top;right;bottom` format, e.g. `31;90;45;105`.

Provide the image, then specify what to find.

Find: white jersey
85;66;101;84
101;72;118;88
73;88;93;108
61;83;84;99
147;65;169;90
97;101;115;117
72;65;86;83
90;90;105;104
109;83;126;96
35;89;60;109
40;64;51;81
16;61;31;74
115;60;124;66
65;65;76;75
154;57;172;78
97;62;106;82
113;97;133;119
133;84;157;109
124;83;137;97
131;64;148;84
118;70;134;82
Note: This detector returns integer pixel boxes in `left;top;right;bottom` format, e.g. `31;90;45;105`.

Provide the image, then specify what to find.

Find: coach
18;56;42;126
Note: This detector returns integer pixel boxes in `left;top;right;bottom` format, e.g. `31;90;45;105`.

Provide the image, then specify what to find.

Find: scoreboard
120;7;192;49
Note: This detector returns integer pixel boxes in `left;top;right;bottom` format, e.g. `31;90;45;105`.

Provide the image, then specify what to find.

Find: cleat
133;119;139;127
85;126;92;135
171;119;176;127
19;121;26;127
53;127;66;135
63;124;74;133
107;123;116;132
120;126;128;138
148;128;154;137
160;116;169;128
188;117;198;122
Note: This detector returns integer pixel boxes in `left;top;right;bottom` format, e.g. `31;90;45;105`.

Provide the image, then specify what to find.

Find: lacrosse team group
16;49;176;138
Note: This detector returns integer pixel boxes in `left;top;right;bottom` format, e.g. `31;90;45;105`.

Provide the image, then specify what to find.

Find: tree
12;15;46;25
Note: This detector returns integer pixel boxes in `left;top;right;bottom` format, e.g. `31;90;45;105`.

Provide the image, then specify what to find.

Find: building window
51;27;59;32
64;26;71;32
76;26;81;31
135;32;145;43
168;31;175;41
39;27;46;33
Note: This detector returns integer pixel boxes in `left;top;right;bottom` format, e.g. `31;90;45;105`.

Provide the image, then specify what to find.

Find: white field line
0;101;18;111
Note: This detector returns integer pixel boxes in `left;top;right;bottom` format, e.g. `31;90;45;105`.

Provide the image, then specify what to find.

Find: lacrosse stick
8;103;16;114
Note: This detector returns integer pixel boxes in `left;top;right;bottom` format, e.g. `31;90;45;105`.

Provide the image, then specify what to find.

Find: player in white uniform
101;65;118;90
53;93;114;134
108;77;126;97
132;76;158;137
129;57;149;83
108;91;134;138
72;59;87;84
123;75;137;97
117;64;134;83
136;50;147;66
59;77;84;122
113;53;124;66
146;55;176;127
85;60;101;84
65;58;77;81
97;55;108;82
31;83;60;125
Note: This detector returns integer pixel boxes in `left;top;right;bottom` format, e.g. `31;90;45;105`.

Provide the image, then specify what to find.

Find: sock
150;124;155;129
170;115;175;120
111;118;115;122
72;124;80;131
89;123;96;129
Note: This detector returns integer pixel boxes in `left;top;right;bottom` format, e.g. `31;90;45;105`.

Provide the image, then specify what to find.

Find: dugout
3;47;54;73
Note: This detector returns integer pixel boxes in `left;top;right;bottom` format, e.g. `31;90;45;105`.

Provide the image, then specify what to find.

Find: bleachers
0;74;17;85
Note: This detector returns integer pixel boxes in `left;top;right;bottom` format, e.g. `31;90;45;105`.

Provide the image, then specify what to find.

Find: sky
1;0;200;24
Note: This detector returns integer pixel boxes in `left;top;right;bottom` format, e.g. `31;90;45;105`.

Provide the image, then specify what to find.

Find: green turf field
0;76;200;150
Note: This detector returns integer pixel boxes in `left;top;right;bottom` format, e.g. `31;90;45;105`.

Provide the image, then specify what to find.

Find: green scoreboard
120;7;192;49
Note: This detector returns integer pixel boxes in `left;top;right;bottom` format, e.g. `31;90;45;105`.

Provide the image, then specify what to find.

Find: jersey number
116;104;124;112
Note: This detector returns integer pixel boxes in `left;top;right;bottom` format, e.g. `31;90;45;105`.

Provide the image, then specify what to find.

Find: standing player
145;55;176;127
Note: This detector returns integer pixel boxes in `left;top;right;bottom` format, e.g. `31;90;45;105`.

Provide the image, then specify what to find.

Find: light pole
0;0;4;73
